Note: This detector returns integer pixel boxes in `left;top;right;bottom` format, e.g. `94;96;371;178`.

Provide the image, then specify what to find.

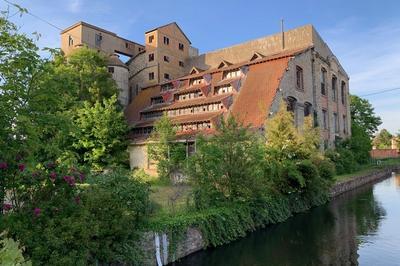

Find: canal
175;172;400;266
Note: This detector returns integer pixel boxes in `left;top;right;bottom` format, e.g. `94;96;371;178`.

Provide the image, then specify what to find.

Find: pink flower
63;175;76;187
74;196;81;204
3;203;12;211
79;172;85;182
49;172;57;182
18;163;25;172
0;162;7;170
34;207;41;217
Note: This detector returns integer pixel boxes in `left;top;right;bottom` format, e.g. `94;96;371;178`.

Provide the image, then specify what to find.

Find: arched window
304;102;312;117
286;96;297;112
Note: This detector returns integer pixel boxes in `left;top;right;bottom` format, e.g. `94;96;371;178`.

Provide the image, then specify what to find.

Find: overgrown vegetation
326;95;382;174
0;9;147;265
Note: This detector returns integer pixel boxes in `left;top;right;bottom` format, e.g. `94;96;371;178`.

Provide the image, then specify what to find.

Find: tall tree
350;95;382;138
147;114;185;179
373;129;393;149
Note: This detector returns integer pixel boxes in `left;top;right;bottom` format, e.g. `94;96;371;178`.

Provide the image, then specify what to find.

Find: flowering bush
1;160;150;265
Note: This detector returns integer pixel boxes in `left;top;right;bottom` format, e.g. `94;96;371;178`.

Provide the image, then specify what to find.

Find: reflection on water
175;172;400;266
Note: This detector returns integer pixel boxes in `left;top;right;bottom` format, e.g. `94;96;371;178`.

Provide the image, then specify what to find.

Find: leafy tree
373;129;393;149
148;114;185;180
350;95;382;138
188;116;265;208
69;95;129;171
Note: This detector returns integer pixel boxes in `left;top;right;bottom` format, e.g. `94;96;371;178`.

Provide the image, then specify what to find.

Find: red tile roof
230;56;290;128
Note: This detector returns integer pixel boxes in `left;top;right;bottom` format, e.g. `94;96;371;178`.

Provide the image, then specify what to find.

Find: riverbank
141;165;400;265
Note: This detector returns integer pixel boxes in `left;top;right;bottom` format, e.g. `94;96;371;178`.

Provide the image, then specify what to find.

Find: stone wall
140;166;400;265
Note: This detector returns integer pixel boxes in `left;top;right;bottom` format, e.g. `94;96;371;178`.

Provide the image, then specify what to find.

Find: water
175;172;400;266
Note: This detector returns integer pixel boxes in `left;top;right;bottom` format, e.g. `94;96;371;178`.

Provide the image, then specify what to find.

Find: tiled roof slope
230;56;290;128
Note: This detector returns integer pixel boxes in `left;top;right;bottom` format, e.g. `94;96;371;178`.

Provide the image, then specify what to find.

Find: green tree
350;95;382;138
147;114;185;179
70;95;129;171
373;129;393;149
188;116;265;208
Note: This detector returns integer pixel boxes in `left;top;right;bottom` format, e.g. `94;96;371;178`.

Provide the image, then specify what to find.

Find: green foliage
187;116;265;209
148;114;186;179
373;129;393;149
71;95;129;171
1;162;150;265
0;233;31;266
350;95;382;138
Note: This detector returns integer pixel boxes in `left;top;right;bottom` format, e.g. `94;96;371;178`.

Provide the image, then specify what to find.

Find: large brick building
61;22;351;171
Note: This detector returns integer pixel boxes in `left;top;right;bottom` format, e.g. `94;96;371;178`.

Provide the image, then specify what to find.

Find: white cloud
68;0;82;13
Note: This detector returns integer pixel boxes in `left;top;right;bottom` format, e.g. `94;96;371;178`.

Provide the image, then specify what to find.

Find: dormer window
151;96;164;105
190;77;204;86
161;83;173;92
214;84;233;95
222;68;241;80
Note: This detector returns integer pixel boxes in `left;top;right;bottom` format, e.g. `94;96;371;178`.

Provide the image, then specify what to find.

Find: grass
149;182;192;216
334;157;400;183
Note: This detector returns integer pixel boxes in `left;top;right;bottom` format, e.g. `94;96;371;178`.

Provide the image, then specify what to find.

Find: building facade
61;22;351;171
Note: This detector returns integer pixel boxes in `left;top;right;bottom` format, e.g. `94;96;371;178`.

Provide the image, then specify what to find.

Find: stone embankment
143;166;400;266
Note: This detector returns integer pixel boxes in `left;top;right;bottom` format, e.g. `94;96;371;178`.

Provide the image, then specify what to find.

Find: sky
2;0;400;134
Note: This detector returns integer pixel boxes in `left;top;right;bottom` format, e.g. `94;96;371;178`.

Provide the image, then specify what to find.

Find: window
304;102;312;117
163;36;169;45
151;96;164;105
343;115;347;134
332;75;337;102
287;97;297;112
322;109;328;129
149;72;155;80
135;84;139;96
68;36;73;46
179;43;184;51
321;68;327;96
179;61;184;67
125;42;129;48
108;67;114;73
223;69;241;80
129;86;133;103
296;66;304;90
341;81;346;105
148;53;154;62
333;112;339;133
148;35;154;43
190;77;204;86
95;33;102;47
164;73;170;80
163;55;169;62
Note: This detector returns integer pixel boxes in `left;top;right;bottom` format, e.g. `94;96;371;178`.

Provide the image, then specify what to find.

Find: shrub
0;233;31;266
1;162;150;265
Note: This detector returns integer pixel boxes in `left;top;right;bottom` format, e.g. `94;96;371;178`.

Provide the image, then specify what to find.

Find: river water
175;172;400;266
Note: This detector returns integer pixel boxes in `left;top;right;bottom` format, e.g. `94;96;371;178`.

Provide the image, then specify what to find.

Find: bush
1;162;150;265
312;156;336;180
0;233;31;266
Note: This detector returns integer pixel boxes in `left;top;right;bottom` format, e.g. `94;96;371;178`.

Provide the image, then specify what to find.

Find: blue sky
2;0;400;134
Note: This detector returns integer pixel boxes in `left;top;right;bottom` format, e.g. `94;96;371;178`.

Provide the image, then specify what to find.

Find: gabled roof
145;22;191;44
189;66;204;75
250;52;265;61
217;60;233;69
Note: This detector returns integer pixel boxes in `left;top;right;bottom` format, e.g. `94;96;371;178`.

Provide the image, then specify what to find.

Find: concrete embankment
142;166;400;266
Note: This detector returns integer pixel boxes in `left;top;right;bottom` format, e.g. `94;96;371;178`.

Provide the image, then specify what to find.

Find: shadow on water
174;173;398;266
